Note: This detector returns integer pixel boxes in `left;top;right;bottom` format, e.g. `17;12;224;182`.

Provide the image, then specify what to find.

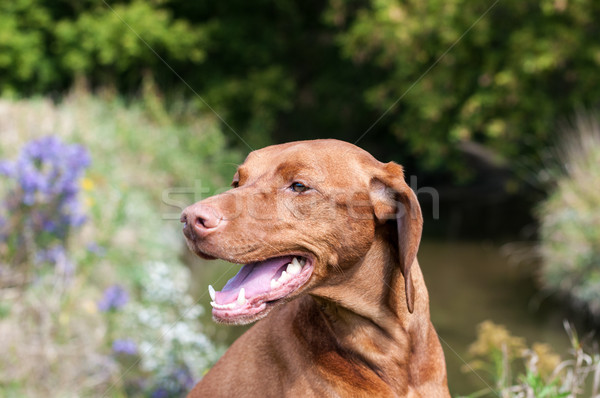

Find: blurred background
1;1;600;396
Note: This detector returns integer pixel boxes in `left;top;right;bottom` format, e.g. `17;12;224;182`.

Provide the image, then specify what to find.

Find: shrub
462;320;600;398
327;0;600;179
537;114;600;318
4;1;600;179
0;93;232;396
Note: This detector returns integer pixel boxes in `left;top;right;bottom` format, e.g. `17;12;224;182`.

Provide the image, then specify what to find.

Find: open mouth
208;255;313;323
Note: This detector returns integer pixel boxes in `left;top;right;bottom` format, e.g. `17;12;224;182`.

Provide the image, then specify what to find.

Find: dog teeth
271;278;280;289
237;288;246;306
209;288;246;309
210;301;236;310
270;257;306;290
208;285;216;301
287;259;302;275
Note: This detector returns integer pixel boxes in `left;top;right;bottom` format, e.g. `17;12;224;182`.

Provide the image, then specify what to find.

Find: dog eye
290;182;309;193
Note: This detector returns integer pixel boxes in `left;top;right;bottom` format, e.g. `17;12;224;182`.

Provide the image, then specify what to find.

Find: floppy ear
369;162;423;313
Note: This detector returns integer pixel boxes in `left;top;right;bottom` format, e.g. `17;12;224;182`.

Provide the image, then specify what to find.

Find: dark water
189;240;576;396
419;241;573;395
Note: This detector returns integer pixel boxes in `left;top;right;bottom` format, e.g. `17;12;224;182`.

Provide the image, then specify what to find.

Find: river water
190;240;577;396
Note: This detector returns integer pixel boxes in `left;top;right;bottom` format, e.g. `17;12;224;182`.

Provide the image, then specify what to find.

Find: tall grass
0;91;240;396
536;113;600;318
462;321;600;398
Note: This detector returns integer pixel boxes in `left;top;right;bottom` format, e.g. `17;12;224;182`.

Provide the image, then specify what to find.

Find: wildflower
12;136;90;207
0;160;14;177
86;242;106;256
98;285;129;311
530;342;561;379
112;339;138;355
149;366;195;398
34;245;75;278
468;320;526;359
172;367;196;391
0;136;91;249
150;387;169;398
36;245;66;264
81;177;95;191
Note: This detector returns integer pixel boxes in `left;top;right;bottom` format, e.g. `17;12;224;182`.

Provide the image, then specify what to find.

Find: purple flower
112;339;138;355
0;136;91;255
0;216;6;238
35;245;75;276
87;242;106;256
0;160;14;177
42;219;57;232
173;367;196;391
98;285;129;312
150;388;169;398
4;135;90;208
36;245;65;264
149;366;195;398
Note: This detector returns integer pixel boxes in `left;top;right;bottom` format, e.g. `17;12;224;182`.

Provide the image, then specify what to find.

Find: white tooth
287;260;301;275
271;279;279;289
208;285;216;301
211;301;236;310
299;258;306;266
280;270;288;281
237;288;246;306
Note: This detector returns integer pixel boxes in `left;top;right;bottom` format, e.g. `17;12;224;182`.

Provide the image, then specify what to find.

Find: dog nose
181;204;223;237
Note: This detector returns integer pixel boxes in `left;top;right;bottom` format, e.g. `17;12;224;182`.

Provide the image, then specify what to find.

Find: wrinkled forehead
238;140;381;185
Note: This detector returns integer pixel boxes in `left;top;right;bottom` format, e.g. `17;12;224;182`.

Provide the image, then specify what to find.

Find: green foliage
54;1;206;74
329;0;600;178
0;92;237;396
0;0;54;95
2;1;600;178
461;321;599;398
0;0;206;95
537;114;600;317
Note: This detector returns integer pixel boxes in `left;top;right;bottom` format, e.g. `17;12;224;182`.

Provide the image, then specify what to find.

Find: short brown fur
182;139;450;397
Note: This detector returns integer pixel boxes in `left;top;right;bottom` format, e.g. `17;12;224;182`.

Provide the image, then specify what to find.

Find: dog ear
369;162;423;313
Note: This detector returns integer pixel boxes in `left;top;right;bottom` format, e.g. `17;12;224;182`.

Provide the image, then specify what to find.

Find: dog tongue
214;256;294;304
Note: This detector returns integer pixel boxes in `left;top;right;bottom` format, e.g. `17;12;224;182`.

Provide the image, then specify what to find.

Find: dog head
181;139;422;323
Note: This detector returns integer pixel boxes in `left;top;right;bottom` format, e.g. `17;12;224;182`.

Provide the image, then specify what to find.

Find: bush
4;1;600;180
328;0;600;179
0;92;236;396
0;0;205;96
537;114;600;318
462;320;600;398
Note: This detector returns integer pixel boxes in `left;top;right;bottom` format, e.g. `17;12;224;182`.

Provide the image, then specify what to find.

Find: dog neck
308;234;431;379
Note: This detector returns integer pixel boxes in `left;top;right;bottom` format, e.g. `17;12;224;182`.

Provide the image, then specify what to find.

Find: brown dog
181;139;449;397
